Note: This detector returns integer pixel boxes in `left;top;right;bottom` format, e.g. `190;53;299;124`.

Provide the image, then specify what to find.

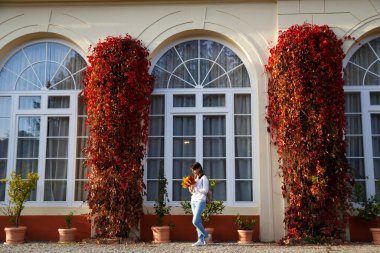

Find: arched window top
0;41;87;91
152;40;250;89
345;37;380;86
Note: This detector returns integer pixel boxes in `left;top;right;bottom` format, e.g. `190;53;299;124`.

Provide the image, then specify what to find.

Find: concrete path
0;242;379;253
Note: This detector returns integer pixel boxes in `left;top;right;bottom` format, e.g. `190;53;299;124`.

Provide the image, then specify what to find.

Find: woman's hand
189;185;194;192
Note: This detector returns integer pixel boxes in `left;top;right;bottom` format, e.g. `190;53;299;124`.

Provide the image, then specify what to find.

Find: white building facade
0;0;379;242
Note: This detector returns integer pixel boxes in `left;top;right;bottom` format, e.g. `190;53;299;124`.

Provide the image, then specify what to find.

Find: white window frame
145;37;258;207
344;35;380;202
0;39;87;207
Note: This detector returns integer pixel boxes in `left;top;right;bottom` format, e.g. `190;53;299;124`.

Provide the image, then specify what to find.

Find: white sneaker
192;241;206;247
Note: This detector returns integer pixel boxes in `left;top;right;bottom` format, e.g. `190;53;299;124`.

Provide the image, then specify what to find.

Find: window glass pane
149;116;164;136
44;181;66;201
147;159;165;179
201;64;228;88
173;137;195;157
203;137;226;157
345;93;361;113
156;48;182;73
46;139;68;157
77;117;89;137
236;181;253;201
0;160;7;201
0;182;5;201
0;131;9;158
176;40;198;61
212;180;226;201
173;116;195;136
148;137;164;157
0;160;7;178
229;65;250;88
75;181;88;201
0;97;11;116
348;158;365;179
152;67;170;88
18;117;40;137
203;159;226;179
353;181;366;202
47;117;69;136
371;114;380;134
48;96;70;108
15;159;38;177
172;65;196;86
19;96;41;109
173;180;191;201
76;138;87;157
147;181;158;201
173;159;194;179
346;136;364;157
150;95;165;114
374;159;380;179
344;62;365;86
17;139;39;158
78;96;87;115
235;116;251;135
203;116;225;135
372;136;380;157
203;94;225;107
45;159;67;179
370;92;380;105
75;159;88;179
200;40;223;60
235;159;252;179
234;94;251;114
345;115;362;135
235;137;252;157
173;95;195;107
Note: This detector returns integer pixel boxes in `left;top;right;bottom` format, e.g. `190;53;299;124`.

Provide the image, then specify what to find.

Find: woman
188;162;209;246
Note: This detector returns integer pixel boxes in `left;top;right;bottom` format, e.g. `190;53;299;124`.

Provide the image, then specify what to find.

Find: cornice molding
0;0;276;6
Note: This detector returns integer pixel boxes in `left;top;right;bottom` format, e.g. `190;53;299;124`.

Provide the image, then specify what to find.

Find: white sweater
190;175;209;202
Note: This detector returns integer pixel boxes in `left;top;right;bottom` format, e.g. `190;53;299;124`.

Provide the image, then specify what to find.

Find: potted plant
356;195;380;244
151;169;173;243
180;179;225;242
1;171;39;244
235;214;256;244
58;211;77;243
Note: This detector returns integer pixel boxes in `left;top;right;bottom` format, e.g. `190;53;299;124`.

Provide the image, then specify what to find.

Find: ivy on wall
266;24;352;242
82;35;154;238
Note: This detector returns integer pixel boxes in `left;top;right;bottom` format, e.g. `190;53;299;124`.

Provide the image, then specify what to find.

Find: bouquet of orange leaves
181;175;196;188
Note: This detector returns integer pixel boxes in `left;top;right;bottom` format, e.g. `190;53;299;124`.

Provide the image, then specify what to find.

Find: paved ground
0;242;379;253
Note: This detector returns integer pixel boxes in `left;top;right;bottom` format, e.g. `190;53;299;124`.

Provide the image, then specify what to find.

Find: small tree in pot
151;169;173;243
58;211;77;243
1;171;39;244
354;182;380;244
235;215;256;244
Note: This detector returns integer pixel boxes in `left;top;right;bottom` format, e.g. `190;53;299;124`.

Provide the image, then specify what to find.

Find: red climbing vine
266;24;352;242
82;34;154;238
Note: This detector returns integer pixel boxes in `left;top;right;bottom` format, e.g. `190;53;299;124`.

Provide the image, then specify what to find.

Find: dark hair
191;162;204;178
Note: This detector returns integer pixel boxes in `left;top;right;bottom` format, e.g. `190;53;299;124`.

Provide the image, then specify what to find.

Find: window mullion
362;90;376;197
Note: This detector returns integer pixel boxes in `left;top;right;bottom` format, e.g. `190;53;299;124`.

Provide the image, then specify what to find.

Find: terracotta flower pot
237;229;253;244
4;226;27;245
58;228;77;243
151;226;170;243
370;228;380;244
205;227;214;243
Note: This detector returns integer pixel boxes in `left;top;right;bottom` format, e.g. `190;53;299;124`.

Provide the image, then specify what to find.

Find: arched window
147;39;254;205
344;37;380;202
0;41;88;204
